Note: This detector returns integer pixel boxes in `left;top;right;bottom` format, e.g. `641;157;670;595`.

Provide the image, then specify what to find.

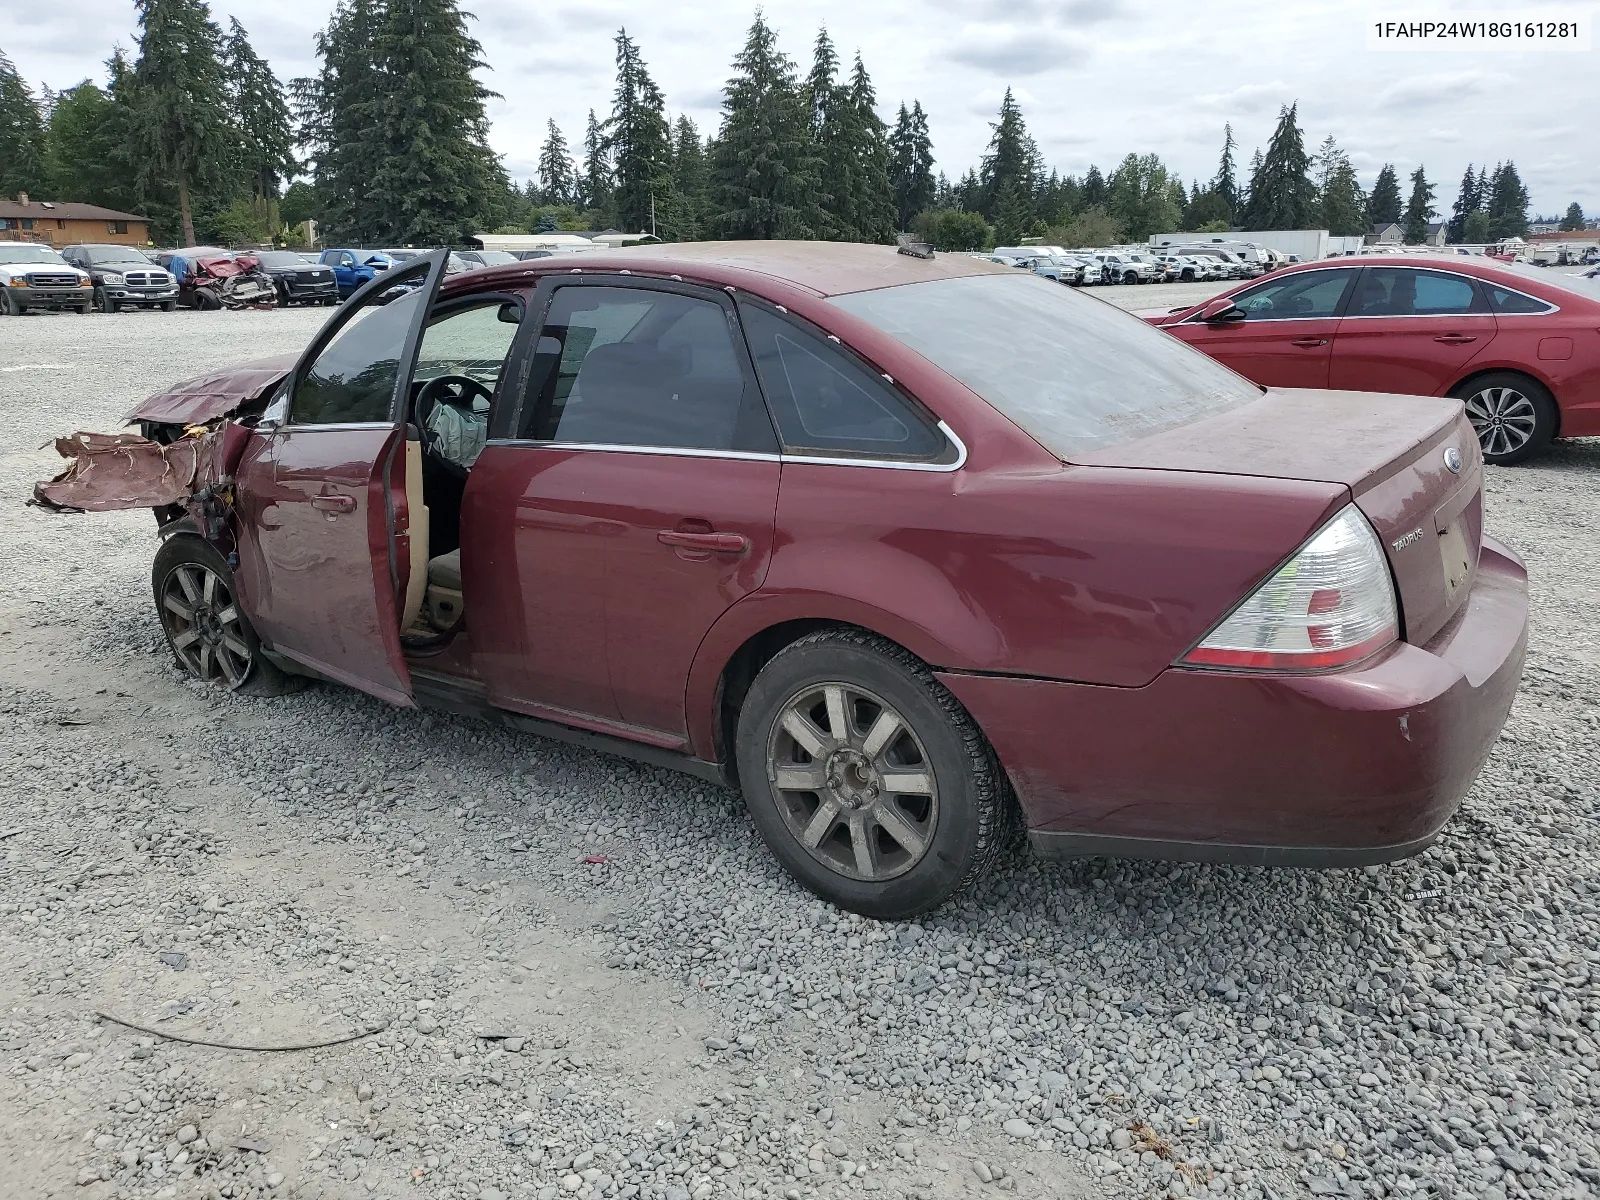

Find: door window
1349;268;1484;317
1482;283;1555;315
739;304;946;459
1226;269;1355;320
290;261;431;425
518;285;759;451
415;301;521;389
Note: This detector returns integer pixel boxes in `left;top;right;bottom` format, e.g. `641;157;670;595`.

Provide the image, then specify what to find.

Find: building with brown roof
0;194;152;247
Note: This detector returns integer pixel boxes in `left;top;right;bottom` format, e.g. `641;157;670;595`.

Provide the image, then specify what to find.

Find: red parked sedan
43;243;1528;918
1142;255;1600;464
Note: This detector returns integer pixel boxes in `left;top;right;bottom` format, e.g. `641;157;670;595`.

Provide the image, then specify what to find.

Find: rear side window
1483;284;1555;314
1227;269;1355;320
831;273;1260;459
739;305;946;460
518;285;764;452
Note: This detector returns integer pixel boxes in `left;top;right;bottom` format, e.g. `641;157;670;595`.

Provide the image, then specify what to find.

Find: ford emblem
1443;446;1462;474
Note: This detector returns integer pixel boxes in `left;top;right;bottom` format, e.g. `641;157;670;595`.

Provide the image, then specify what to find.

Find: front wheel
194;289;222;311
1450;372;1559;465
151;537;305;695
162;301;177;312
735;629;1007;919
96;287;118;313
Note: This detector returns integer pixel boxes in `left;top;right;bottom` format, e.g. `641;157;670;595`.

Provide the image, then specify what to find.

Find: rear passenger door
464;279;781;742
1330;266;1497;395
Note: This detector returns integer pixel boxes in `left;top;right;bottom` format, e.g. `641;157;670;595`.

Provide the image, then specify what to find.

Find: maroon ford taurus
44;242;1528;918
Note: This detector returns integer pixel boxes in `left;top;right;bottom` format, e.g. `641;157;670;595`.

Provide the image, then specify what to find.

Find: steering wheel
415;373;494;433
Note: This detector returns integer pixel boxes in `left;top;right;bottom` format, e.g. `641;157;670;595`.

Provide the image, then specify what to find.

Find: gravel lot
2;291;1598;1200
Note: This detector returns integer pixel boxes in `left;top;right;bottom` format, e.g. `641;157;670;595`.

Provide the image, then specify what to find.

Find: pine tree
1367;163;1401;227
978;88;1032;224
222;19;295;202
887;100;934;231
1239;103;1313;230
606;29;674;235
804;27;846;237
366;0;500;244
1446;164;1478;243
581;108;612;219
0;51;48;199
843;54;894;243
708;12;820;239
1311;136;1365;237
1242;148;1263;212
293;0;384;243
1080;164;1106;209
131;0;236;245
1211;122;1238;218
537;120;576;206
669;116;708;240
1401;166;1435;243
1485;161;1529;239
1560;202;1585;232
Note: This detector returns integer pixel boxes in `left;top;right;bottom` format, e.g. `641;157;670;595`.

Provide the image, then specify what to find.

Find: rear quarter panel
684;461;1345;759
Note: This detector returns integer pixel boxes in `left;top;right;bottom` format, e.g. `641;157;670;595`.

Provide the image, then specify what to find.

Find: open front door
231;251;449;705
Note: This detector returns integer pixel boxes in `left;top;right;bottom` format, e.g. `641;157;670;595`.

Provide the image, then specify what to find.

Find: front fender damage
31;422;250;546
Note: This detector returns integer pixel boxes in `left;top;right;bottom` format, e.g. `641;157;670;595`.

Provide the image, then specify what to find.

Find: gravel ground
2;296;1598;1200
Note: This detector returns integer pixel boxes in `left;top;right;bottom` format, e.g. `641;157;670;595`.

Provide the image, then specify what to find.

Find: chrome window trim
484;420;968;473
274;421;396;433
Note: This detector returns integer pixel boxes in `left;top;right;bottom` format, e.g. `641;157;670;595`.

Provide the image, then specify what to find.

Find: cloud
1060;0;1127;23
944;26;1090;75
1193;80;1294;115
1374;70;1509;111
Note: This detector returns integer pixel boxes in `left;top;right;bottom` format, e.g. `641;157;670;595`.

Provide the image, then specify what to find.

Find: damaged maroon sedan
36;244;1528;918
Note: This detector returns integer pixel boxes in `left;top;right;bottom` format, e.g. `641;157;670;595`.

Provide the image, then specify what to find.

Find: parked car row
980;244;1264;287
1;242;534;315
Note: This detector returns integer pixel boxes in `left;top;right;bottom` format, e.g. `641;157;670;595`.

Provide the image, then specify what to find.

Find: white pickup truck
0;243;94;315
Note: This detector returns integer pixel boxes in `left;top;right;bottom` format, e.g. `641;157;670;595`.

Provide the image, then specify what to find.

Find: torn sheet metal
32;429;222;512
123;353;295;426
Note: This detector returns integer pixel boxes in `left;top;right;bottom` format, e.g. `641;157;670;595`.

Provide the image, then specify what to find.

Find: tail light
1182;505;1399;671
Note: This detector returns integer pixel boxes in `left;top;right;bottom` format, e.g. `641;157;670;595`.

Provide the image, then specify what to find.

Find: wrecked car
33;244;1528;919
156;248;278;310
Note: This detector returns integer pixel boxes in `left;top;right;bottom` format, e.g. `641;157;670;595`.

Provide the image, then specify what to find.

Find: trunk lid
1078;387;1482;647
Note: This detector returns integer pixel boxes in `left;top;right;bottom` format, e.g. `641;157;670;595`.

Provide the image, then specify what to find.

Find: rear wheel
1124;271;1139;284
1450;371;1558;465
735;629;1007;919
151;537;304;696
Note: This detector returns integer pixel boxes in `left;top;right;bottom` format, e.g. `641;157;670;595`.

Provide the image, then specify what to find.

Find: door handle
1432;334;1478;344
311;494;356;513
657;529;749;554
1290;337;1329;348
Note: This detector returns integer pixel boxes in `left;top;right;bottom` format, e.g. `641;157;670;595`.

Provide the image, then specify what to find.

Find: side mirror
1198;298;1245;323
497;301;522;324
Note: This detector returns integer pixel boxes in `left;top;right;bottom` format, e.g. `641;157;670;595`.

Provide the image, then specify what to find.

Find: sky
6;0;1596;219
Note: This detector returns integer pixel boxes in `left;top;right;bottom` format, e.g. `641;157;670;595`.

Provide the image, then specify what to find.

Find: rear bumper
938;536;1528;866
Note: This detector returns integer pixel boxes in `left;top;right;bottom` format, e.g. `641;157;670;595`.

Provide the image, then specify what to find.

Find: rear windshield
830;273;1260;458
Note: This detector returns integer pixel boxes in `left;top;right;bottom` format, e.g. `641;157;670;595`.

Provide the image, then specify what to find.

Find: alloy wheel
159;562;253;688
766;682;939;882
1464;386;1538;459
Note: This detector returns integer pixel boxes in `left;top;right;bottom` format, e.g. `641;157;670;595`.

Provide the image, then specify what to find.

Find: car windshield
256;251;310;268
82;245;153;265
0;245;71;266
831;273;1260;458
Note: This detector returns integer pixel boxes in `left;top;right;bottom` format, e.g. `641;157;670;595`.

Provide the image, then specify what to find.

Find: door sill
409;669;729;786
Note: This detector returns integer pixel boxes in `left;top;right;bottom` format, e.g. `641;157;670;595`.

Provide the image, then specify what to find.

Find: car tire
162;301;178;312
735;628;1009;920
151;536;307;696
195;290;222;311
95;287;118;313
1124;271;1138;284
1449;371;1559;466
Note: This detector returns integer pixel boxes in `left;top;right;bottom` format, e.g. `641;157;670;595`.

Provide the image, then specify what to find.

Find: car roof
496;240;1015;298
